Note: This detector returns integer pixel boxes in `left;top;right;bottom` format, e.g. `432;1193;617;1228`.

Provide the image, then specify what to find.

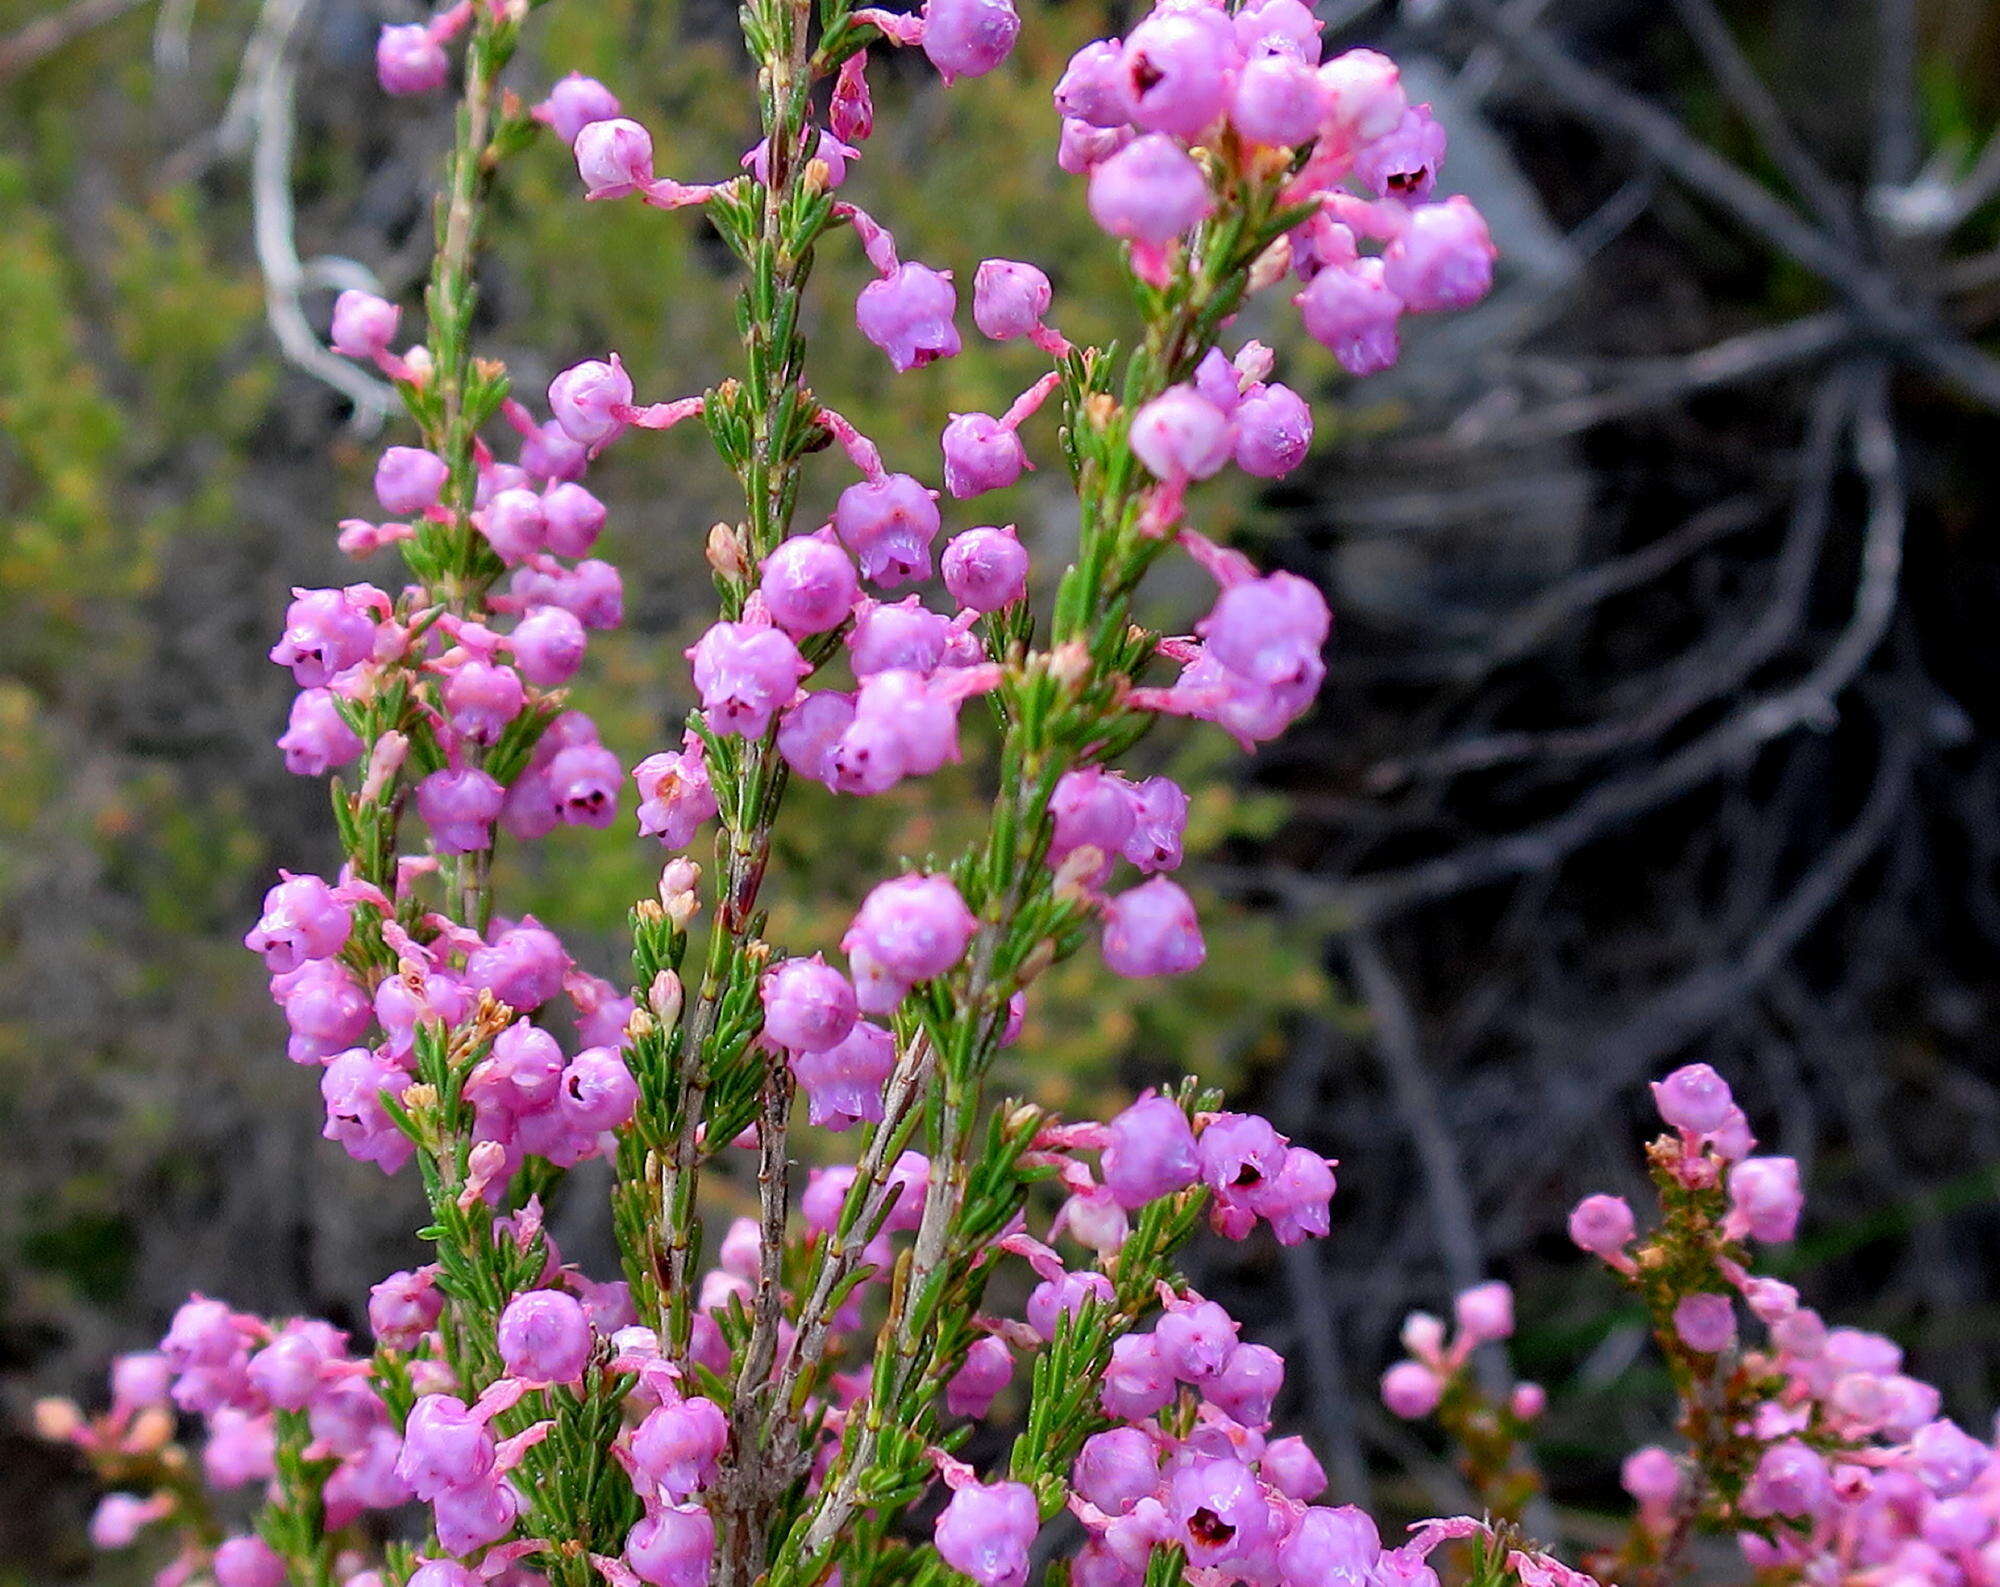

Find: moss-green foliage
0;155;136;682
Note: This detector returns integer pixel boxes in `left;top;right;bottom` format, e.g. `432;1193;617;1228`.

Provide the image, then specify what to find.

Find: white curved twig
246;0;397;427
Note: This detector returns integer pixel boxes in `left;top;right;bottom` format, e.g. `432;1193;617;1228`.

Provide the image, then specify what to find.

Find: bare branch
1474;494;1766;671
1251;361;1909;928
1445;0;2000;410
1379;376;1852;785
1271;1020;1370;1509
246;0;397;426
1584;719;1915;1079
1347;934;1491;1354
1871;0;1921;193
1386;311;1850;460
1666;0;1855;240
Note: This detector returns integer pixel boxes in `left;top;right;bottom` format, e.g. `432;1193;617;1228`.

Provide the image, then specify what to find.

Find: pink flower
935;1479;1040;1587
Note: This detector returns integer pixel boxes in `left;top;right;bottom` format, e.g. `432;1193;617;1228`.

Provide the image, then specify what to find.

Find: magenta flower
1260;1437;1328;1502
1742;1439;1833;1519
1156;1297;1237;1382
1672;1293;1736;1354
510;604;589;687
245;874;353;971
481;486;548;563
946;1336;1015;1418
762;955;862;1054
1380;1359;1442;1419
574;117;658;199
793;1018;897;1130
1075;1428;1160;1516
631;1396;728;1500
934;1479;1040;1587
1276;1506;1380;1586
375;445;450;516
941;412;1029;498
857;262;961;372
278;688;364;775
1102;1094;1200;1207
1100;1331;1176;1418
942;525;1030;612
376;23;448;95
1381;197;1496;313
833;472;943;587
1055;40;1134;128
535;73;623;145
1166;1457;1269;1566
626;1504;716;1587
1232;383;1313;478
212;1536;286;1587
634;734;718;849
1650;1061;1736;1135
1101;877;1205;977
1726;1155;1803;1242
271;586;381;687
921;0;1020;83
1295;260;1403;376
1319;48;1407;142
497;1289;594;1383
550;356;635;448
1230;53;1327;148
847;596;952;677
369;1267;443;1349
331;290;400;359
972;260;1055;340
1354;105;1447;200
1120;11;1238;140
762;531;861;636
1088;134;1213;245
842;872;980;1012
466;921;570;1013
1196;570;1331;689
1130;384;1234;482
1567;1193;1637;1258
687;619;812;738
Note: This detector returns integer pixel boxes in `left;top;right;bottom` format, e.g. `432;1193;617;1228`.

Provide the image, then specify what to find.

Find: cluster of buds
1054;0;1495;366
1571;1065;1997;1586
1379;1282;1545;1521
247;869;638;1177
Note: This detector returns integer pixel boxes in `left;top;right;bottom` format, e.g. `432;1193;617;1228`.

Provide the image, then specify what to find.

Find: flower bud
574;117;657;199
649;970;686;1026
376;23;448;95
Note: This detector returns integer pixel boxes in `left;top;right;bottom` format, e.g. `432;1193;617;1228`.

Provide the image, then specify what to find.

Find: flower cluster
1372;1062;2000;1587
1379;1282;1545;1521
1053;0;1494;371
33;3;1699;1587
1569;1065;1999;1587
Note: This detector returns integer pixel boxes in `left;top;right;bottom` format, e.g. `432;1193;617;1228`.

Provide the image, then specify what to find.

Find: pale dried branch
246;0;397;425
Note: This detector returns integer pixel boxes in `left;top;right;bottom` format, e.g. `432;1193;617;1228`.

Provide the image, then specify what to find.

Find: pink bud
1673;1293;1736;1354
575;117;657;199
376;23;448;95
331;290;400;359
942;525;1030;612
1380;1360;1441;1419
